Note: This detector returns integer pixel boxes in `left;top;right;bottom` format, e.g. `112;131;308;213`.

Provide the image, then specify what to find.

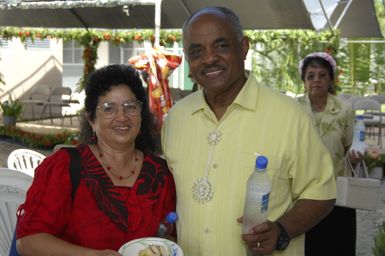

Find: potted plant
364;148;385;179
1;95;23;126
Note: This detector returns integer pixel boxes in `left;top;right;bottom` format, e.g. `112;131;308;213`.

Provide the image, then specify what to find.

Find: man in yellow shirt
161;6;336;256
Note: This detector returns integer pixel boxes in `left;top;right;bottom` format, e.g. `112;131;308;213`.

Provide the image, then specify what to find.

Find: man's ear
241;36;250;60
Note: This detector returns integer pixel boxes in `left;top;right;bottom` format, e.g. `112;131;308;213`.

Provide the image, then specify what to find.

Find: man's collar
188;72;258;115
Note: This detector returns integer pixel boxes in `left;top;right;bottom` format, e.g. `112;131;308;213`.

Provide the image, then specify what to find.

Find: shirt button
204;227;210;234
212;163;218;169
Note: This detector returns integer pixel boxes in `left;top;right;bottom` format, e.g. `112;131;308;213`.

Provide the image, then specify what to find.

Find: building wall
0;38;192;112
0;38;62;101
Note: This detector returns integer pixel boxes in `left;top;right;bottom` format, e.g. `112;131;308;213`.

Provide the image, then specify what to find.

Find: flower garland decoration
77;32;101;90
0;27;182;91
0;27;339;93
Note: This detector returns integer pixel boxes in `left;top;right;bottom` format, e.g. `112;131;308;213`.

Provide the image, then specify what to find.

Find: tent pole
154;0;162;46
318;0;334;35
333;0;353;29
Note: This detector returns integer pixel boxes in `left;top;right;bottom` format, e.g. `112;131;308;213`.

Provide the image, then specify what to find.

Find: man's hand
239;219;279;255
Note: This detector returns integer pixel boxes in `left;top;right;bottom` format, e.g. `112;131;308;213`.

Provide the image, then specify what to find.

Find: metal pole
334;0;353;29
154;0;162;46
318;0;334;33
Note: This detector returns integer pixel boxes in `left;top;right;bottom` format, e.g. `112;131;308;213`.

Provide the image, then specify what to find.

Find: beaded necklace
96;144;139;180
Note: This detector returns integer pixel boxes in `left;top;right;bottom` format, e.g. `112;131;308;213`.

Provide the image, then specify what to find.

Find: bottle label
359;131;365;142
261;193;269;213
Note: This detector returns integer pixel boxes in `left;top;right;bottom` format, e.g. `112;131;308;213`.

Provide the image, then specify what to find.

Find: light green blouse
298;94;355;176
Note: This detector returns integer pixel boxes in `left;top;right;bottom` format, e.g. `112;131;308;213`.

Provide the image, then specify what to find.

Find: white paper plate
118;237;183;256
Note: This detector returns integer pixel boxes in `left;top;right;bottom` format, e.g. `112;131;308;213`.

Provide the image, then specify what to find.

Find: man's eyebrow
187;37;229;52
214;37;228;44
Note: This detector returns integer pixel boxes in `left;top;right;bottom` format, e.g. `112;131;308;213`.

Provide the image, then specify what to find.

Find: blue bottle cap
255;156;268;169
356;115;364;121
166;212;178;224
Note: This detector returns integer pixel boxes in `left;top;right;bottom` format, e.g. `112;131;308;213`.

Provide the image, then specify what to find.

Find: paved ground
356;185;385;255
0;118;384;255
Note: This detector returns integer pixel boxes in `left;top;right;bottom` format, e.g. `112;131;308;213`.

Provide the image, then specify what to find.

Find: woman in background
298;52;361;256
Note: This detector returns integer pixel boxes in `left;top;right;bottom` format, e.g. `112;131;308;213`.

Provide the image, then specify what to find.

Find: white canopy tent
0;0;382;38
304;0;383;38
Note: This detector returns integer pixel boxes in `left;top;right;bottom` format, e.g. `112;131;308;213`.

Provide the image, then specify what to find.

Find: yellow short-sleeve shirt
162;75;336;256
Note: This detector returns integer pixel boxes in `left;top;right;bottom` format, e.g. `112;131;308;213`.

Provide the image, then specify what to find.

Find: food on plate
138;244;169;256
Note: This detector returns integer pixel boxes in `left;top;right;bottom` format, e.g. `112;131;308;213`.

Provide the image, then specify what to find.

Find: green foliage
0;95;23;117
246;29;339;94
373;221;385;256
338;41;376;95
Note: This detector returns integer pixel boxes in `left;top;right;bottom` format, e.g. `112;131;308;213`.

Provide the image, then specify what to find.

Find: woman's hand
348;149;364;165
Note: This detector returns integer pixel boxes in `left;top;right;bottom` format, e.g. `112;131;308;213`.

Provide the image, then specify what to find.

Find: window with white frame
119;41;187;89
0;39;10;48
25;38;50;50
63;40;83;64
120;41;145;64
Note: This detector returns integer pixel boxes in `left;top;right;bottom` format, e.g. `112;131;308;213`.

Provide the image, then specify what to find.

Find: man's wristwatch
275;221;290;251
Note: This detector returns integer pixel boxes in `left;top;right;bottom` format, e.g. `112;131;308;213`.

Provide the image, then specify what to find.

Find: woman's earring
91;130;97;142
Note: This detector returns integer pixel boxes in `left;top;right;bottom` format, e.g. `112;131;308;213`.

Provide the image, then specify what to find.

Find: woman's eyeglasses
96;100;142;118
305;72;329;81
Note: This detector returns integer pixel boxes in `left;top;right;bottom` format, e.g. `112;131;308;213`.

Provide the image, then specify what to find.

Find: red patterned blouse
16;144;176;250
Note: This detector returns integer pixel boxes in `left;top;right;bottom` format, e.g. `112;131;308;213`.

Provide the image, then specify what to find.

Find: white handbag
335;155;382;210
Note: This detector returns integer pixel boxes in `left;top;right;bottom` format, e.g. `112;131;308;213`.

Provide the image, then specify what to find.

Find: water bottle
157;211;178;237
353;115;366;143
350;115;367;154
242;155;271;234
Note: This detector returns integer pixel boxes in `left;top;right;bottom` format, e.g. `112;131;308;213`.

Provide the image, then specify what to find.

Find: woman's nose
115;106;129;119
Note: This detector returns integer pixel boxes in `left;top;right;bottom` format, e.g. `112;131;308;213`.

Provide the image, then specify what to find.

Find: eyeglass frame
96;100;143;118
304;71;331;81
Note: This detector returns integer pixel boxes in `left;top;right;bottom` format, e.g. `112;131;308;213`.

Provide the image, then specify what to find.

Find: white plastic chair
369;95;385;105
337;93;352;101
0;168;33;256
7;149;46;177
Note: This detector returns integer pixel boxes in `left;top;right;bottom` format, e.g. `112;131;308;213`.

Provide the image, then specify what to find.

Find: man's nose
202;48;218;64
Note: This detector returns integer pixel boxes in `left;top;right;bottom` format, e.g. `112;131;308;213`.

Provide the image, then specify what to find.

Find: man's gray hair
182;6;244;41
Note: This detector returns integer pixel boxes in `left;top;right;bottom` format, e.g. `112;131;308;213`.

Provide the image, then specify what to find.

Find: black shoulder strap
63;147;82;200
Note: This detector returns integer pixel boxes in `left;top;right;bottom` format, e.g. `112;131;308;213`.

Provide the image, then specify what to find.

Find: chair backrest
353;98;381;111
29;86;51;101
53;143;76;153
370;95;385;105
0;168;32;256
337;93;352;101
347;95;365;106
7;149;46;177
48;87;72;102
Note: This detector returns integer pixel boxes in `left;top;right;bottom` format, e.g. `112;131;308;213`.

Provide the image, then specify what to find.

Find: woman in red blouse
16;65;176;255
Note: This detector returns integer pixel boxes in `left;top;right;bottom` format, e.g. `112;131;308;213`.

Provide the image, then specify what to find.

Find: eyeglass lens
97;100;142;118
305;72;329;81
